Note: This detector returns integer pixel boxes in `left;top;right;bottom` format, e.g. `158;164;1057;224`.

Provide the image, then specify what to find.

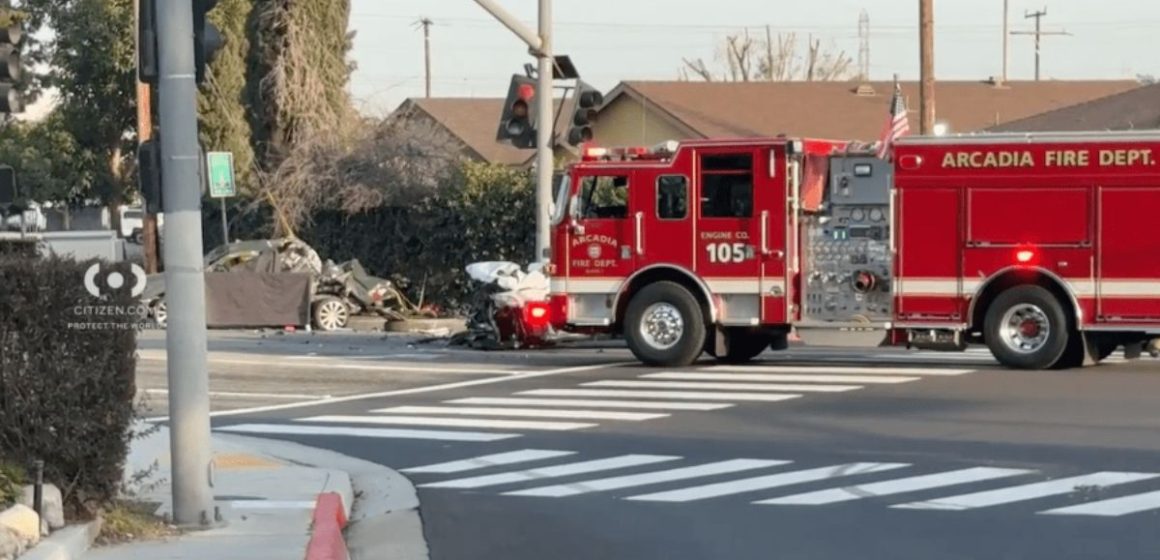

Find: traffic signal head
138;0;158;83
0;165;16;208
138;139;163;214
567;80;603;146
194;0;224;85
497;74;538;150
0;20;23;114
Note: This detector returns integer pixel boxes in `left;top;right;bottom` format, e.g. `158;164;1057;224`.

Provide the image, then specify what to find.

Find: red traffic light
517;83;535;101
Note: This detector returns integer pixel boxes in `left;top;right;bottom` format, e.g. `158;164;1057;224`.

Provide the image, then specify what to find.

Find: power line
1011;7;1071;81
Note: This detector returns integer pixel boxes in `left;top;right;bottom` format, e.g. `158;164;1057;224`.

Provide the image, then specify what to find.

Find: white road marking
372;406;668;422
402;450;577;474
755;467;1034;505
644;372;920;384
298;415;597;431
504;459;789;498
892;472;1160;511
519;389;802;403
420;455;680;489
625;463;910;503
143;389;330;400
584;380;860;393
1040;489;1160;517
215;423;519;442
703;365;974;376
146;361;634;422
446;397;734;411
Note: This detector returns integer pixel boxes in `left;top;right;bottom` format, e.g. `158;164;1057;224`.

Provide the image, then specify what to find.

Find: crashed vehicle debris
141;237;430;331
451;261;553;350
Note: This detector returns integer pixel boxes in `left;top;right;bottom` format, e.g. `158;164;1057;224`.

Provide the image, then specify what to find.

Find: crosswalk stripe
1039;489;1160;517
371;406;668;422
755;467;1034;505
702;365;974;376
644;372;920;384
214;423;520;442
891;472;1160;511
446;397;734;411
402;450;577;474
518;389;802;402
584;380;860;393
419;455;681;489
297;415;597;431
625;462;910;503
503;459;790;498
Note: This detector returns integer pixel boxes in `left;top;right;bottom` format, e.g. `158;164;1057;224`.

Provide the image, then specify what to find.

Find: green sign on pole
206;151;235;244
206;151;236;199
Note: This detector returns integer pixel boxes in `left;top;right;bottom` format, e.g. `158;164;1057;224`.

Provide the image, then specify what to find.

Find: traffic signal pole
156;0;215;528
474;0;553;261
534;0;553;261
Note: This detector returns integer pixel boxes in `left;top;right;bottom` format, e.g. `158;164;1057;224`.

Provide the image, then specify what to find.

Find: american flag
876;84;910;160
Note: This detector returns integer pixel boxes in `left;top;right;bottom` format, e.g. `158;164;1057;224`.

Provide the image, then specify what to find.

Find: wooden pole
136;0;159;273
919;0;935;135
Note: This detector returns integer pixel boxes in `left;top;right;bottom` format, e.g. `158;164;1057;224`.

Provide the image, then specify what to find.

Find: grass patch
0;462;27;508
98;500;177;545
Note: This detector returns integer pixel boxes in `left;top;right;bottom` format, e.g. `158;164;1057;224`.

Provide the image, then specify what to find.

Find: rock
19;484;64;530
0;504;40;549
0;527;25;560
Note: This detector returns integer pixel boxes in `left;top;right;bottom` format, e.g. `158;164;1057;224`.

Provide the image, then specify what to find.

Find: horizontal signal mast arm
474;0;543;52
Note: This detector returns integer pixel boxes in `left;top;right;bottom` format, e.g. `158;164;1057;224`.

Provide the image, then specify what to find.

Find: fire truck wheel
718;330;771;364
624;281;706;367
984;285;1071;370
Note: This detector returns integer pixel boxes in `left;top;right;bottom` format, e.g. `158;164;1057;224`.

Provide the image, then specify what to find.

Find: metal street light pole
474;0;553;262
156;0;215;527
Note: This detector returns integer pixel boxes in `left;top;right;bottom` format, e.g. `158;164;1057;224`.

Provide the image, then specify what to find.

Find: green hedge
301;162;535;312
0;254;139;517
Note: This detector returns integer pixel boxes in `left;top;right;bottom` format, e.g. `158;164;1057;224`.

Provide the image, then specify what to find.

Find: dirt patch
97;500;177;546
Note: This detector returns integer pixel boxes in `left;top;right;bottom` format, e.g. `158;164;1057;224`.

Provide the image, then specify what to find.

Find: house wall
592;96;697;148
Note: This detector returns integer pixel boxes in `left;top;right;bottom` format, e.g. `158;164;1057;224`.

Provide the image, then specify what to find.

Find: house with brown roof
390;97;578;167
987;82;1160;132
593;80;1143;147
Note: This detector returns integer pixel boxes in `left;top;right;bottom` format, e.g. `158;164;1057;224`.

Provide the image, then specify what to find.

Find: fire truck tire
624;281;706;367
984;285;1071;370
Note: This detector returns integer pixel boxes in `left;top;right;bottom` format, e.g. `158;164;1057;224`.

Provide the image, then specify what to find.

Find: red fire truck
544;132;1160;370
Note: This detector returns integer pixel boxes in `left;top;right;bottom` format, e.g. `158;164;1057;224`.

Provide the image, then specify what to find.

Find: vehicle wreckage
141;237;432;331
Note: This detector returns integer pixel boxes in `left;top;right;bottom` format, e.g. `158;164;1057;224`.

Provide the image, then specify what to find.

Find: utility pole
858;10;870;82
1012;8;1070;81
1001;0;1009;84
135;0;159;274
475;0;553;262
919;0;935;135
156;0;214;528
415;17;433;98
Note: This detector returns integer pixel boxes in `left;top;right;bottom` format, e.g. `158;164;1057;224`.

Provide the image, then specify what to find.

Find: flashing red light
524;302;551;327
1015;249;1037;264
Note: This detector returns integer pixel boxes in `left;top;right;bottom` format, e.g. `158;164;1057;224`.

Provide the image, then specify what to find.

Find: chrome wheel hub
640;302;684;350
999;304;1050;354
317;300;348;330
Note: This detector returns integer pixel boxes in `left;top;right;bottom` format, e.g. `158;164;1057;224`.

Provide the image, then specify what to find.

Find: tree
247;0;356;169
20;0;138;232
198;0;257;195
680;29;854;82
0;113;95;228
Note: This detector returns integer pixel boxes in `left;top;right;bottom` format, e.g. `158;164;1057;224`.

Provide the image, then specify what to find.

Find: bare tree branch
680;31;851;82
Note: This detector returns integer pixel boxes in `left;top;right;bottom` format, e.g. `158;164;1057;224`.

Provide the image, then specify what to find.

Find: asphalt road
141;332;1160;559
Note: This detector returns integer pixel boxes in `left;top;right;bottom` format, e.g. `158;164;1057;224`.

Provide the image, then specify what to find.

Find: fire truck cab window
700;153;753;218
657;176;688;220
579;175;629;219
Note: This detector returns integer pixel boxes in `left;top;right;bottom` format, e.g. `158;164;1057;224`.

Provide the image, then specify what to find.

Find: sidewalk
81;422;427;560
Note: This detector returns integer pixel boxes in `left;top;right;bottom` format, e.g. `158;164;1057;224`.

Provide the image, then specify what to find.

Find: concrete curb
305;493;348;560
19;519;102;560
215;433;429;560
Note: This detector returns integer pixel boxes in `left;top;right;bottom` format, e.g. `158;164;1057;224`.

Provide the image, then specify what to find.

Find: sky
347;0;1160;116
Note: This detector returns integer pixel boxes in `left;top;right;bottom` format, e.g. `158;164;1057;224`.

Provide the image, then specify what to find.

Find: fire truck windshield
550;173;570;226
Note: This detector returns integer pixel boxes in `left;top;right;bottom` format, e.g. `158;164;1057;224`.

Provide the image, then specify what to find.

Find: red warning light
1015;248;1038;265
517;83;535;101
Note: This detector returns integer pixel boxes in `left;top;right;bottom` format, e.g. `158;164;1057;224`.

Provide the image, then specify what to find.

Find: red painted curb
305;492;349;560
